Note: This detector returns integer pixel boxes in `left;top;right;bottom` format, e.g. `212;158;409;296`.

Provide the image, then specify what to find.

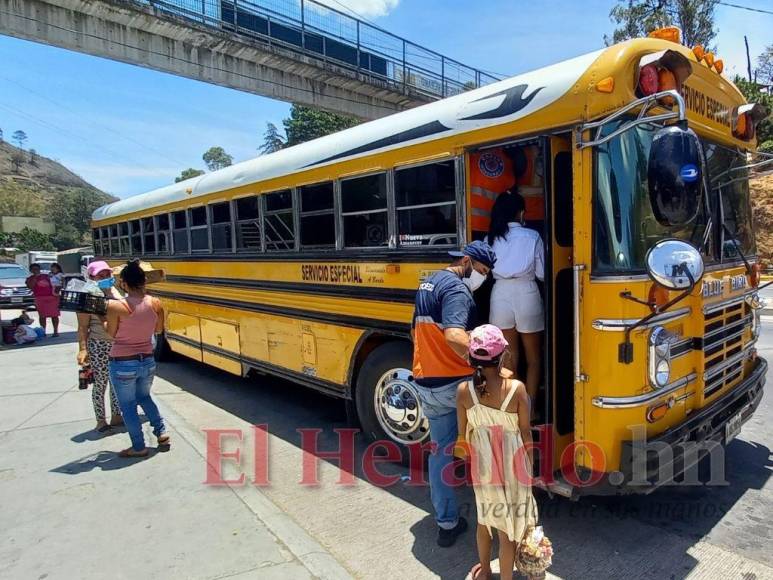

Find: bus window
118;222;130;255
130;219;142;254
235;196;261;251
341;173;388;248
264;190;295;252
189;206;209;252
395;160;457;247
210;202;233;252
100;227;109;256
142;217;156;254
172;210;189;254
300;182;335;248
157;213;171;254
108;224;118;256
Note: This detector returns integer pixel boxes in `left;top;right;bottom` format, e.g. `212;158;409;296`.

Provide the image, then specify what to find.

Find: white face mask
464;269;486;292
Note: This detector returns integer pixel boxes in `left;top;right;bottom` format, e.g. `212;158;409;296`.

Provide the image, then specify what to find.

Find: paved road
1;311;771;579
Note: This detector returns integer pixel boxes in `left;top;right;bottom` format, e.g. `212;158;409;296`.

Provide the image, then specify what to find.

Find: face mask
464;269;486;292
97;277;115;290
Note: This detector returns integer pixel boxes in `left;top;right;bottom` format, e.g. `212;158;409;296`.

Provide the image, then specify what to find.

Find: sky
0;0;770;198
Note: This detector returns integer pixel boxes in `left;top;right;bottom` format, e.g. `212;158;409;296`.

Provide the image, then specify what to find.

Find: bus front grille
701;298;751;399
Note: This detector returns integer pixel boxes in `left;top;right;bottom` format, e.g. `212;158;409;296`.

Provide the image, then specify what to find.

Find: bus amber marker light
648;26;681;44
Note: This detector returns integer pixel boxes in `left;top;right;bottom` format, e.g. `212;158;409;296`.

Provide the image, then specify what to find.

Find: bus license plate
725;412;743;443
11;297;22;303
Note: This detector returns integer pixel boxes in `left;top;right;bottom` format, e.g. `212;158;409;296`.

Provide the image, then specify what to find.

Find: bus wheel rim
374;368;429;445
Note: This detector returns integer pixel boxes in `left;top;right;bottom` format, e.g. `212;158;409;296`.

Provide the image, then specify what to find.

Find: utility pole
744;35;752;82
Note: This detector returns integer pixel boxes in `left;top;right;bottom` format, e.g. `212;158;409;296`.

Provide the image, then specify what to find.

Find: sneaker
437;516;468;547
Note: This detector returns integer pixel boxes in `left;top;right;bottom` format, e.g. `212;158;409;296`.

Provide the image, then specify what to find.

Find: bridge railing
136;0;500;101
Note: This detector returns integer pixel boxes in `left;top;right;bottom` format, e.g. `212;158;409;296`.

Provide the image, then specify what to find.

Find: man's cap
87;260;112;278
448;240;497;269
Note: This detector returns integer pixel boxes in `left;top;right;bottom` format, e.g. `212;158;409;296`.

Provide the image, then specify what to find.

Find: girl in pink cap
456;324;540;580
76;261;123;432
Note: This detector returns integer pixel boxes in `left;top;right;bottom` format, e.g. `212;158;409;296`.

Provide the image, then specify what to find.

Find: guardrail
137;0;500;100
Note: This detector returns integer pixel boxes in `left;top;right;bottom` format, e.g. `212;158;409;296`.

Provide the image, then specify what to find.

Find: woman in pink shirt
105;259;169;458
26;263;60;337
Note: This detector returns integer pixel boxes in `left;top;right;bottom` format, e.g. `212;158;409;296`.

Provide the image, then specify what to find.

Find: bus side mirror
645;239;704;290
648;123;703;227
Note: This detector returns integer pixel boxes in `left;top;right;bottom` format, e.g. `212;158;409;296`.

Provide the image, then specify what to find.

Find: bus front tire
354;342;430;464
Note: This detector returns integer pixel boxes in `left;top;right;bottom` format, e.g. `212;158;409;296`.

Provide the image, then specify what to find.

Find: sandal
157;433;171;445
118;447;149;458
109;417;124;427
96;422;111;433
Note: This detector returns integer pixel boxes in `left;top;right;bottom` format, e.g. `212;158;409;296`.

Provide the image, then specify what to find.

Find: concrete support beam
0;0;432;119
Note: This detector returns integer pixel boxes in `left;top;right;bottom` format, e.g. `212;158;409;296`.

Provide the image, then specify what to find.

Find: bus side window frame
209;200;235;253
263;189;296;252
340;170;390;250
188;205;211;253
172;209;190;255
393;157;459;248
299;181;336;250
234;194;264;253
142;215;157;255
156;212;172;255
118;221;130;256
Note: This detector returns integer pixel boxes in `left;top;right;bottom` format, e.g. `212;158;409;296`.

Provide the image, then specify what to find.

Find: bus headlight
649;326;675;388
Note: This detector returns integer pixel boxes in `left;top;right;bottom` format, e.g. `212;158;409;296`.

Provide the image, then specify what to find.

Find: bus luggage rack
59;291;108;316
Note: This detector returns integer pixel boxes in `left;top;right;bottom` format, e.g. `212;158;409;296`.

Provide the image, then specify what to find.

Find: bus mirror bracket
577;90;686;149
618;240;704;364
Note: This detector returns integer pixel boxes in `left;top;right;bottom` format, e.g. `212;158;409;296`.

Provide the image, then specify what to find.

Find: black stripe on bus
164;275;416;303
166;332;349;399
154;289;412;335
103;249;453;264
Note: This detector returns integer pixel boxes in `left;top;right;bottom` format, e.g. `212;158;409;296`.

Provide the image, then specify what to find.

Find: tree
12;130;27;150
11;150;25;172
202;147;233;171
756;45;773;88
282;104;360;147
46;188;110;241
733;76;773;147
259;122;285;155
28;149;38;166
14;227;55;252
0;128;3;142
606;0;718;49
175;168;205;183
0;182;45;216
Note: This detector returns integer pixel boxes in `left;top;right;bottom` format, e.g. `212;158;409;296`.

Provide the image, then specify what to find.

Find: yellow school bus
92;29;769;495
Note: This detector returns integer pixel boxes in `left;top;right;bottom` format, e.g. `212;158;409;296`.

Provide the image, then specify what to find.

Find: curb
157;399;355;580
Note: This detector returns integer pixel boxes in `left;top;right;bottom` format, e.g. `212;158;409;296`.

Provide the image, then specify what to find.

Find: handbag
514;493;553;577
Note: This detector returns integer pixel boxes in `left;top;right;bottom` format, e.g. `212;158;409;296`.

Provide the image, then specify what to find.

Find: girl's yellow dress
465;380;537;541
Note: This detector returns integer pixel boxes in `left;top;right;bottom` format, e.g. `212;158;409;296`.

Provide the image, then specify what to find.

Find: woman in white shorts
487;190;545;402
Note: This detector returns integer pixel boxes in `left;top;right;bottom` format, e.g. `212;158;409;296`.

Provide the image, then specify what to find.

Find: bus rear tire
354;342;430;464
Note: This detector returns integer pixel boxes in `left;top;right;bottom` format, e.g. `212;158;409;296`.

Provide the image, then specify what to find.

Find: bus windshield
592;121;754;275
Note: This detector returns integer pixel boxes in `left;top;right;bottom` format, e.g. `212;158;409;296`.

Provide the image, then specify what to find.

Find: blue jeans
415;379;465;530
109;357;165;451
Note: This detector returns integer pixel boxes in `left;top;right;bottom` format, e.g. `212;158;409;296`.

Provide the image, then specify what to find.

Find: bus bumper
575;356;767;497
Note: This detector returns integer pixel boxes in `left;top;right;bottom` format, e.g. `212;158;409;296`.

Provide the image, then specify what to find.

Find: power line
716;1;773;15
0;75;189;167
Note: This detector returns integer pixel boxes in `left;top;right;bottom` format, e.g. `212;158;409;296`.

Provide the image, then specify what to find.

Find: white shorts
489;278;545;333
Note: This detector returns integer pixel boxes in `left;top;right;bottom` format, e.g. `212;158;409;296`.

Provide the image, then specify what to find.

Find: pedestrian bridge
0;0;499;119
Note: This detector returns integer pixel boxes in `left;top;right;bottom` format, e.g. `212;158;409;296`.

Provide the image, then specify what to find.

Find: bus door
546;134;575;473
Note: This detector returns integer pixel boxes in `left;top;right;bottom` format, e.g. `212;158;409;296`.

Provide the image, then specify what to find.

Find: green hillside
0;140;117;251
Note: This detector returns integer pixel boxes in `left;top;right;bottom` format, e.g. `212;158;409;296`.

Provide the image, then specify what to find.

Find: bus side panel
160;296;364;387
200;319;242;376
167;311;203;362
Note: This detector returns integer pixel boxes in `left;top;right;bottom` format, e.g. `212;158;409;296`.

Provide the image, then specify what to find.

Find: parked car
0;264;35;309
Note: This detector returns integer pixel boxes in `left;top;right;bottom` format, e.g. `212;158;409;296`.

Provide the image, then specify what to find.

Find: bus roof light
648;27;681;44
704;52;715;67
714;59;724;74
692;45;705;60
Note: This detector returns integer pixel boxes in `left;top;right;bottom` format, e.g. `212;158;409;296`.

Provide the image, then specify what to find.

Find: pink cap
469;324;509;361
87;260;112;278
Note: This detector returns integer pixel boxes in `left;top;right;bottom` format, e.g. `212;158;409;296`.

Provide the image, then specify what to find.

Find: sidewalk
0;313;352;580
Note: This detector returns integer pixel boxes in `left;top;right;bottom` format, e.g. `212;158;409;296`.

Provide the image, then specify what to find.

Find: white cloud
313;0;400;19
